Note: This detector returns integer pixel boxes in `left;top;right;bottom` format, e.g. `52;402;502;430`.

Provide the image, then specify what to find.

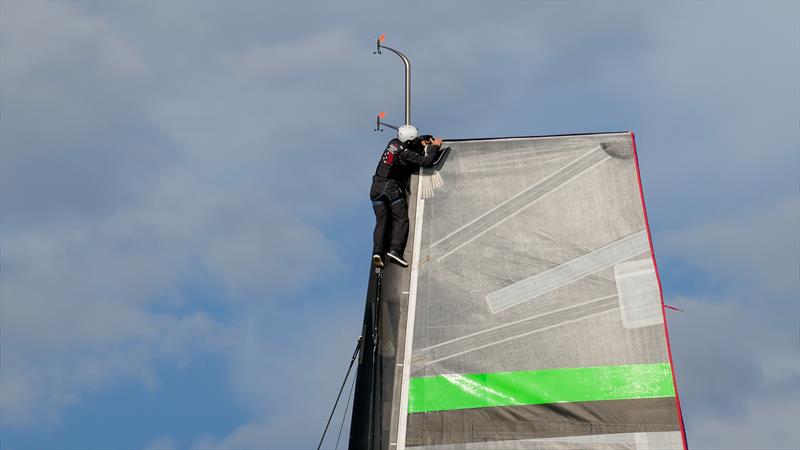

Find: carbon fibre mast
349;35;417;450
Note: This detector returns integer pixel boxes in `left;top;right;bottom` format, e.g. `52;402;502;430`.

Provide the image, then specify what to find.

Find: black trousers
370;179;409;256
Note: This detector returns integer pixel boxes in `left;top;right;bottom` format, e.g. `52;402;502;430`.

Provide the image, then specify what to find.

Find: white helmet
397;125;419;143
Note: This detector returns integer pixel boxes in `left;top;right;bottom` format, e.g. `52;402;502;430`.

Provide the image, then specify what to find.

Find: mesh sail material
392;133;684;449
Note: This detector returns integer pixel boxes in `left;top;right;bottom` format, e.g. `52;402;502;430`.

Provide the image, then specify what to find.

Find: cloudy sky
1;1;798;449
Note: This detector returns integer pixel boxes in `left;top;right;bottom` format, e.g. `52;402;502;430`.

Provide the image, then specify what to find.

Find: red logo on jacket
383;143;398;166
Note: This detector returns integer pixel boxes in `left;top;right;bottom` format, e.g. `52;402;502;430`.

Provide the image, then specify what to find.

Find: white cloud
634;2;800;223
144;435;178;450
0;1;146;93
668;296;799;449
0;1;173;230
659;198;800;297
659;198;799;448
189;301;362;449
0;166;342;427
690;393;800;450
1;3;347;431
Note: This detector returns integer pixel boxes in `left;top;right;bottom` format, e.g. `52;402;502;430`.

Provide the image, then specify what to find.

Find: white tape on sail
615;258;663;329
486;230;650;313
430;146;609;262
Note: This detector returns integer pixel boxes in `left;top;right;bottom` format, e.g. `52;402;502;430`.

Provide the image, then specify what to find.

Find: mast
349;36;416;450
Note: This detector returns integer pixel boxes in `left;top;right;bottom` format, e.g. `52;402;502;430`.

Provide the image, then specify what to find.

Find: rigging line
317;336;362;450
335;364;358;450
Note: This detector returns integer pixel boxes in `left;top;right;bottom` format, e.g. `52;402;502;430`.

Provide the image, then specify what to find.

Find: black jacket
373;138;440;192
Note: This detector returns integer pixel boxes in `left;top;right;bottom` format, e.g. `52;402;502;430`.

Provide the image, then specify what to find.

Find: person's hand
433;137;443;146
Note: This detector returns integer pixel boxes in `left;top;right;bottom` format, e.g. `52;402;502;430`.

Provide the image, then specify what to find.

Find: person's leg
370;181;389;258
387;188;409;266
372;200;388;257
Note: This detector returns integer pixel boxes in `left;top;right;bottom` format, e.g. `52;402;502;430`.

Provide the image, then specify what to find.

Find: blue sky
1;1;798;449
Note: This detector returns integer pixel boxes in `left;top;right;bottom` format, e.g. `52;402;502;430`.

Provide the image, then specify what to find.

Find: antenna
373;35;411;131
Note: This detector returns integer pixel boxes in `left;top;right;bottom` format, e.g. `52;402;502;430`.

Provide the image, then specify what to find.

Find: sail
351;132;686;450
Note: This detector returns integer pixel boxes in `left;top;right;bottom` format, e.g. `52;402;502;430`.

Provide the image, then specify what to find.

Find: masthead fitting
372;36;411;126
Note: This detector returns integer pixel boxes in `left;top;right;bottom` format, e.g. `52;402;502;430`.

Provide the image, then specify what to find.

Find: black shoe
386;251;408;267
372;254;384;268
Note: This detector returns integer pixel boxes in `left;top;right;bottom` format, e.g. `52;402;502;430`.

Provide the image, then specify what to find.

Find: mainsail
350;132;686;450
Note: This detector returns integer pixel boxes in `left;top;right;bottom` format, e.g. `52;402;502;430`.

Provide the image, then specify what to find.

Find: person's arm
399;146;437;167
399;138;444;167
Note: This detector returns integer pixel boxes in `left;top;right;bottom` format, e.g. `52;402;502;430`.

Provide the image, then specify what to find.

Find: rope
317;336;362;450
334;365;358;449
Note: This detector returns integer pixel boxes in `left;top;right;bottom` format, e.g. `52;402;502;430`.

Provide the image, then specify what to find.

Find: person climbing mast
370;125;445;268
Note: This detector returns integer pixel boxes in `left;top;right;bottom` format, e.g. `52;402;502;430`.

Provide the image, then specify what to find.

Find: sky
0;1;798;449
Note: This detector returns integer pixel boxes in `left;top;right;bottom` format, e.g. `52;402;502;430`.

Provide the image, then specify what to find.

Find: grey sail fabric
388;132;686;449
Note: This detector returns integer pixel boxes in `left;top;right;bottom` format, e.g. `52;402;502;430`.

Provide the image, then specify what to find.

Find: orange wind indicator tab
379;34;385;42
379;112;385;119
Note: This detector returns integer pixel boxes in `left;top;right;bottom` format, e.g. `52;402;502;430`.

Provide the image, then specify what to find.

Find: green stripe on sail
408;363;675;413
